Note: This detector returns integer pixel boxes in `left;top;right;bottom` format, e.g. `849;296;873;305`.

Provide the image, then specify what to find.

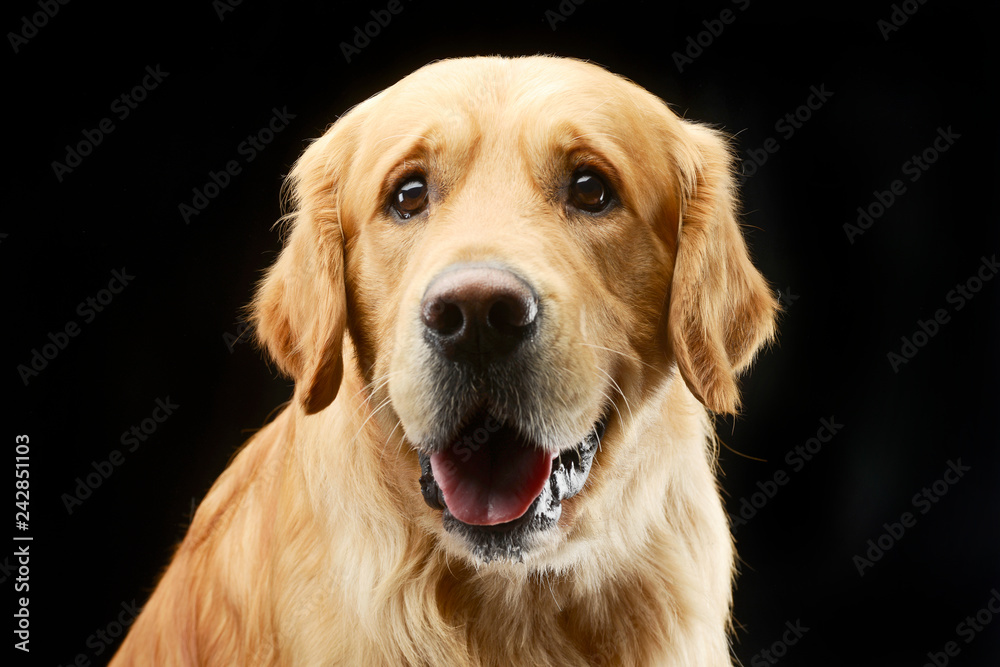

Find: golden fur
112;55;777;666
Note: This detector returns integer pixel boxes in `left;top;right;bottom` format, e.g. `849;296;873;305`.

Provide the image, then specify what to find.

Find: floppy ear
249;126;352;415
667;122;778;414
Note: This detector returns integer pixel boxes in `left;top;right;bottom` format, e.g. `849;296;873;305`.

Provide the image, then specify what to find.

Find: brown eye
393;176;428;219
569;170;610;213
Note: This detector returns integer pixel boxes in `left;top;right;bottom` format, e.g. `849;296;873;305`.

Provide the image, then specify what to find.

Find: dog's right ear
250;120;357;415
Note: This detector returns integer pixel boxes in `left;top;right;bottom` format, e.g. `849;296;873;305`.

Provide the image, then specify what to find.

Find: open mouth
418;408;607;559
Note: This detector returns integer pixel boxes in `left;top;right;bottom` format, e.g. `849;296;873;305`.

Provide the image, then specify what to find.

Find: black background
7;1;999;665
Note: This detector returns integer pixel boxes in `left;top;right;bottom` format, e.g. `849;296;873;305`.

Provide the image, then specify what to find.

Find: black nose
421;264;538;364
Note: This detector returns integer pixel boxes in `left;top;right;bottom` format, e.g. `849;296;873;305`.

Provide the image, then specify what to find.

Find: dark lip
417;410;609;562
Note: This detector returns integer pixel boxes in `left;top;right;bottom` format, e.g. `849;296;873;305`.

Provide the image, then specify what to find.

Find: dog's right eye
392;177;429;220
568;169;612;214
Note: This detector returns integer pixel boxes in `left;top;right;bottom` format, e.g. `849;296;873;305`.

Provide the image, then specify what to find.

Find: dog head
252;56;776;567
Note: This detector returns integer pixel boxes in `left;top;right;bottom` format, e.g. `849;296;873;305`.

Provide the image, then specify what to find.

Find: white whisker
571;132;623;142
352;370;401;415
578;342;660;372
595;367;634;428
590;422;603;456
373;133;429;147
546;575;562;612
596;387;625;444
580;99;610;120
349;394;395;451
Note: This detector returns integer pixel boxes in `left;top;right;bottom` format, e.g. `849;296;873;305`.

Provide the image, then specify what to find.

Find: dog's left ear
667;122;778;414
250;124;355;415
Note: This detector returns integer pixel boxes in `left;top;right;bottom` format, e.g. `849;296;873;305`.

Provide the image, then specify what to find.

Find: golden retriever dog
112;55;776;666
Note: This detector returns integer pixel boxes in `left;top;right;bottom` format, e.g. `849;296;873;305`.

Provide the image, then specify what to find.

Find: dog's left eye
568;170;611;213
392;177;429;219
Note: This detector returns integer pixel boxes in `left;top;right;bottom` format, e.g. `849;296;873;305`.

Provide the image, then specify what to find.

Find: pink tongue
430;429;553;526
